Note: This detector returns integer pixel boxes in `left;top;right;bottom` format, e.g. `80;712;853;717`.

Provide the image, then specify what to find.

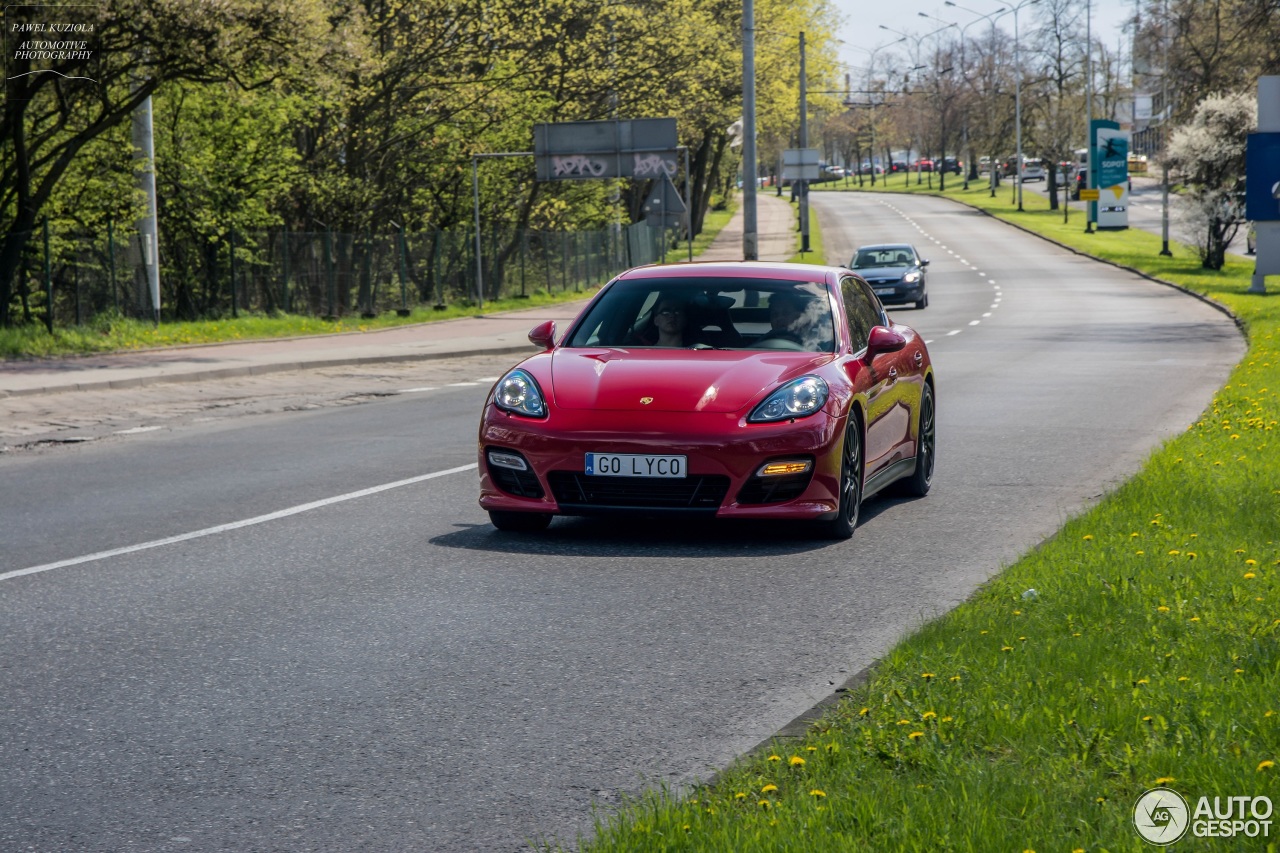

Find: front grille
736;471;813;505
548;471;729;511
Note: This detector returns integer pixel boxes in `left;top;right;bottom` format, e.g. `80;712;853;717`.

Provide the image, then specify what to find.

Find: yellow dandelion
1136;550;1145;555
921;672;935;680
1190;616;1201;622
809;789;826;798
897;719;911;725
1259;760;1276;772
1236;549;1247;554
1236;668;1246;674
859;707;869;717
1158;606;1170;612
1187;552;1197;559
1155;777;1176;784
806;745;817;752
767;754;781;762
1143;715;1154;722
761;784;778;794
950;675;961;682
1001;646;1014;652
1246;559;1258;566
1178;676;1189;682
1073;632;1082;637
1096;796;1107;804
942;716;953;722
1245;572;1257;579
789;755;805;767
735;792;747;800
908;731;925;740
1083;534;1094;541
922;711;937;720
1131;532;1141;538
1168;550;1181;556
1137;678;1150;685
1013;610;1022;615
980;630;989;635
1266;711;1276;717
758;799;771;809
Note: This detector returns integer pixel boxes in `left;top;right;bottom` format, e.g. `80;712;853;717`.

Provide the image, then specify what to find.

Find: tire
897;383;936;497
488;510;552;532
818;415;864;540
915;294;929;310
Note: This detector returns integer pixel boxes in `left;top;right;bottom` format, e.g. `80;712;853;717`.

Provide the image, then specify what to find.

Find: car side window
841;276;880;352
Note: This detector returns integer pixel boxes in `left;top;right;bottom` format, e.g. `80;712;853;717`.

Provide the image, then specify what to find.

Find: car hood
549;348;832;413
854;266;914;279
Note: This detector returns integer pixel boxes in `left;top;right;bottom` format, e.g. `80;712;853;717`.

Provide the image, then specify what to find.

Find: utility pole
799;31;810;254
131;92;161;323
742;0;759;260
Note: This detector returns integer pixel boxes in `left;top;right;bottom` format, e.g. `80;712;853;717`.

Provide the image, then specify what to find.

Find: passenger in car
629;294;699;347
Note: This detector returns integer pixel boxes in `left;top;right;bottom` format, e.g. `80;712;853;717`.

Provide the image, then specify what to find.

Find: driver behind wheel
764;290;831;351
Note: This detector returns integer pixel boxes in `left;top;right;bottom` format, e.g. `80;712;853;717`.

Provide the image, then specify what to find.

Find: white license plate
874;288;895;296
585;453;686;478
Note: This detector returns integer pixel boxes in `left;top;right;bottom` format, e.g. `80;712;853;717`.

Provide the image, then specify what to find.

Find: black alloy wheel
489;509;553;532
899;383;936;497
820;415;864;540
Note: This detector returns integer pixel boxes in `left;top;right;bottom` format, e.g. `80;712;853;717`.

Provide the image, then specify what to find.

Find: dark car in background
940;157;962;175
847;243;930;310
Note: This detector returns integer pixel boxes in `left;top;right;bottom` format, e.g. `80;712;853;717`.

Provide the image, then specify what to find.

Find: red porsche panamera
477;262;935;538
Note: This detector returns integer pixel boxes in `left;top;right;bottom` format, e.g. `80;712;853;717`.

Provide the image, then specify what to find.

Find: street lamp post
845;38;906;186
880;23;955;187
939;2;1008;190
1009;0;1040;212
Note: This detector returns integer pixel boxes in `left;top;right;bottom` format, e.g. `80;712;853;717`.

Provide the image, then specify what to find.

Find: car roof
854;243;914;252
614;261;842;283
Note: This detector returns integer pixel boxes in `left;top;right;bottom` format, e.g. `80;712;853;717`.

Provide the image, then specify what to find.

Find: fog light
487;449;529;471
756;460;812;477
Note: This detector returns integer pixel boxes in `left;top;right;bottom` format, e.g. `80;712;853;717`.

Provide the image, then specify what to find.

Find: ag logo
1134;787;1190;845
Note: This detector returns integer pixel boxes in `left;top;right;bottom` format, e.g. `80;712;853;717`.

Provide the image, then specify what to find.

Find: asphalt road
0;194;1245;852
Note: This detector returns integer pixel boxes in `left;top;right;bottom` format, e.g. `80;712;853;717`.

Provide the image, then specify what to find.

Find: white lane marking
115;426;163;435
476;376;500;382
969;320;981;326
447;382;480;387
398;386;438;393
983;312;992;317
947;330;962;336
978;272;986;277
0;463;479;583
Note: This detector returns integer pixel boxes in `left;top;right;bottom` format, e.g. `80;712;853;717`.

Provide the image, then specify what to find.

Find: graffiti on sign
553;155;609;178
633;154;677;178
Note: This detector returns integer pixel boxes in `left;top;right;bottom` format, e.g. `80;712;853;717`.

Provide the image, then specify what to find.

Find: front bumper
478;406;846;519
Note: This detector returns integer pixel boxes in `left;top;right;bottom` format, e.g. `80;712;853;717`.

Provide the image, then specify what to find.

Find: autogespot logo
1134;787;1190;845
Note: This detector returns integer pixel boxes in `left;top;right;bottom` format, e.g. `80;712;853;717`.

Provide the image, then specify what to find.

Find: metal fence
5;220;671;329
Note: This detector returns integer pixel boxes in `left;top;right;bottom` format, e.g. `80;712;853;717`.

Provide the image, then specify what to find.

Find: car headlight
748;376;828;423
493;368;547;418
901;271;922;284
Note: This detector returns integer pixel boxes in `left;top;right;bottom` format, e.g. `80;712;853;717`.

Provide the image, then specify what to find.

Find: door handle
913;351;923;365
888;366;898;380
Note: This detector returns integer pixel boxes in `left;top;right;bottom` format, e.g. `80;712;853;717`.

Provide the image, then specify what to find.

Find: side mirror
528;319;556;350
920;259;930;267
866;325;906;359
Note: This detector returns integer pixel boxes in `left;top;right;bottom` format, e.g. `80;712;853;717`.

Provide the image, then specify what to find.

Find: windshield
566;277;835;353
852;248;913;269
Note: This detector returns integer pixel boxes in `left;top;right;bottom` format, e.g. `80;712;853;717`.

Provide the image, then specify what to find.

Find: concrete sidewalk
0;194;798;399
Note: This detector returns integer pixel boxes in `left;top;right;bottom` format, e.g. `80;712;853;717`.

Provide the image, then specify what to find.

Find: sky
829;0;1136;76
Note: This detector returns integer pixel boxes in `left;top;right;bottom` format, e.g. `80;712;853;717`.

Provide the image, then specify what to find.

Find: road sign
534;118;678;181
643;173;687;229
782;148;821;181
1079;188;1100;201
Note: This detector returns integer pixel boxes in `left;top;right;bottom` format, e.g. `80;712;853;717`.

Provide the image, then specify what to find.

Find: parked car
477;262;936;539
1020;159;1046;182
940;157;962;175
847;243;930;310
913;158;935;172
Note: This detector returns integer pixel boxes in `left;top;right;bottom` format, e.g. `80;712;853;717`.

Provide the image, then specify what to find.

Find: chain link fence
6;220;671;329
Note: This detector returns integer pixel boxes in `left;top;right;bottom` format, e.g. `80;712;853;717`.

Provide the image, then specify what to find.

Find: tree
1163;91;1255;270
0;0;336;325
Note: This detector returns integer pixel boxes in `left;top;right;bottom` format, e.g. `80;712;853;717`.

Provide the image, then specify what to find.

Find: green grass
578;181;1280;851
1;199;742;360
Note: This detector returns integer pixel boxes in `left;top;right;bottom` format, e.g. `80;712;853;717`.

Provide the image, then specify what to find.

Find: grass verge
578;182;1280;850
1;200;741;360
